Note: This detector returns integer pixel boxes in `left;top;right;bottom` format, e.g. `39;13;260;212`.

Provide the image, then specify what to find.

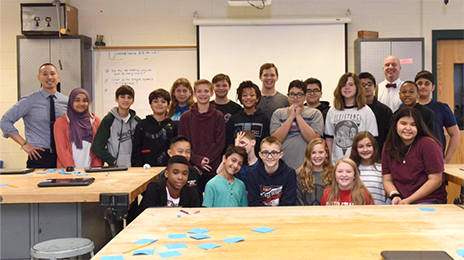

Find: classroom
1;0;464;259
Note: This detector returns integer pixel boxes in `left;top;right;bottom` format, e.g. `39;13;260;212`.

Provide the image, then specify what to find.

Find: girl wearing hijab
55;88;102;168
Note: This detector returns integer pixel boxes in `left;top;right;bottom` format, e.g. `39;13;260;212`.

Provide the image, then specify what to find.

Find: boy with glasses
304;77;331;123
358;72;392;153
247;136;296;206
271;80;324;170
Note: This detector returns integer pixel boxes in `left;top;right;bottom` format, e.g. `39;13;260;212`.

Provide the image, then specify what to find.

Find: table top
0;167;162;204
93;205;464;260
444;164;464;186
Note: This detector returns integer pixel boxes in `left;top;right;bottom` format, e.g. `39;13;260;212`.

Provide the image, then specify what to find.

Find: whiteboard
198;24;346;104
93;48;197;118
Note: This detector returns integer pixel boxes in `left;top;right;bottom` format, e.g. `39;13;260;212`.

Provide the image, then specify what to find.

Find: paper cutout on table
133;249;155;255
134;238;157;244
222;237;245;244
418;207;436;211
0;183;8;187
36;171;48;174
60;168;65;174
77;173;88;176
252;227;275;233
457;249;464;258
101;255;124;260
158;250;182;258
165;243;187;250
168;233;187;239
400;58;413;65
188;227;209;234
197;243;221;250
21;175;33;177
45;168;59;173
189;234;212;240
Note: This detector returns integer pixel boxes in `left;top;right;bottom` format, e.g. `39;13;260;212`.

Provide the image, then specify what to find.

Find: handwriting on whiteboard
108;51;160;60
103;68;155;86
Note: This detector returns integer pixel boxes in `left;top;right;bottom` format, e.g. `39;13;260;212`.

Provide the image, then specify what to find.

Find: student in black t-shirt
226;81;270;156
212;73;242;123
358;72;392;153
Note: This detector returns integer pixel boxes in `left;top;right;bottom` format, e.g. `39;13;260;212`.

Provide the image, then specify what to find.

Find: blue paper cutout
187;227;209;234
189;234;211;240
21;174;33;177
0;183;8;187
77;173;87;176
36;171;48;174
168;233;187;239
101;255;124;260
196;243;221;250
134;238;157;244
60;168;65;174
165;243;187;250
158;250;182;258
418;207;436;211
222;237;245;244
251;227;275;233
133;249;154;255
456;249;464;258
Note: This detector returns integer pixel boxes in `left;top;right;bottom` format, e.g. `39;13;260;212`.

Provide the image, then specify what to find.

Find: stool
31;238;94;260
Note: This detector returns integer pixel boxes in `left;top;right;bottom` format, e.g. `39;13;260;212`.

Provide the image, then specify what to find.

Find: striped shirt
358;163;386;205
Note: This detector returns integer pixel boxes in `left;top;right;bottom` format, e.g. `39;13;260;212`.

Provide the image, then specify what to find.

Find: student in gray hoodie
92;85;141;167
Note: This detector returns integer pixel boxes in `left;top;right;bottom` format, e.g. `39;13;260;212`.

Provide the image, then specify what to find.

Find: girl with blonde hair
296;138;334;205
321;157;374;206
167;78;194;122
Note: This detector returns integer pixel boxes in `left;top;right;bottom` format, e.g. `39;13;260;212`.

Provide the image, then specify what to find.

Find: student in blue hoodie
247;136;296;206
92;85;141;167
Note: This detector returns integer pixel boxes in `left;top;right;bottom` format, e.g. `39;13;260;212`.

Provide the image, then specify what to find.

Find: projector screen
198;23;347;104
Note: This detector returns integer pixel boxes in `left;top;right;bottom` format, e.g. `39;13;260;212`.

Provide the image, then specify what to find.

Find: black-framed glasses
288;92;305;98
362;82;374;87
307;89;321;94
260;151;281;157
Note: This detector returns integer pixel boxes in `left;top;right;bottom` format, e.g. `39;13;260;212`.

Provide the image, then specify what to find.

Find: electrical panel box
21;3;78;35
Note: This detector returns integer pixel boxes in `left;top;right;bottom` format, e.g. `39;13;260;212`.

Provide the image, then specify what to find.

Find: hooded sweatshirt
225;108;270;156
178;103;225;175
92;107;141;167
247;160;296;206
131;115;178;167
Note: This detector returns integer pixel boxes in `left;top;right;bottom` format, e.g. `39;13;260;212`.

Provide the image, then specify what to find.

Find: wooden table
444;164;464;204
444;164;464;186
93;205;464;260
0;167;162;260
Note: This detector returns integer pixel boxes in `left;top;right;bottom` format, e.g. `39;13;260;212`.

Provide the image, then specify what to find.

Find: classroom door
437;39;464;203
437;39;464;163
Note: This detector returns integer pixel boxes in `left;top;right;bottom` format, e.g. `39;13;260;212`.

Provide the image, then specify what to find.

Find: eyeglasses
306;89;321;95
362;82;374;87
288;92;305;98
260;151;281;157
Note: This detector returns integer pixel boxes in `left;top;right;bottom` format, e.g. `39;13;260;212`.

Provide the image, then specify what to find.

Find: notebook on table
37;178;95;187
381;250;454;260
84;166;128;173
0;168;35;174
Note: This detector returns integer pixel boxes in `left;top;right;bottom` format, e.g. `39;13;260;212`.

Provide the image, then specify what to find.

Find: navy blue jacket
247;160;296;206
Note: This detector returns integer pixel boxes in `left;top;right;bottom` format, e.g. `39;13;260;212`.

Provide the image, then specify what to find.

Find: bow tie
386;83;397;88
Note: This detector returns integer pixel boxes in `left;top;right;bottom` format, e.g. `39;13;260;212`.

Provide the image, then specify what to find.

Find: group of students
1;60;458;210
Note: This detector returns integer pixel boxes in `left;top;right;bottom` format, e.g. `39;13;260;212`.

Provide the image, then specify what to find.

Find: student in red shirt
321;157;373;206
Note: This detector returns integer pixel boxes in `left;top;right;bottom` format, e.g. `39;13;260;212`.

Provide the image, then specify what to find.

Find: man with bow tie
377;55;403;112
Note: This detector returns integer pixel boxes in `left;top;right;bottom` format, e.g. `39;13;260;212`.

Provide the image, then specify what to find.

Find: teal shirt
202;175;248;207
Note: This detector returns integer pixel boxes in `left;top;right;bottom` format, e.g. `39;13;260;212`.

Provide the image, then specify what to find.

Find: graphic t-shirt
166;186;180;207
260;184;283;206
324;106;378;163
170;106;190;123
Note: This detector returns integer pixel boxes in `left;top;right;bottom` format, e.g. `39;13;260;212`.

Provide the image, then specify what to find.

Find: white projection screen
197;22;347;104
